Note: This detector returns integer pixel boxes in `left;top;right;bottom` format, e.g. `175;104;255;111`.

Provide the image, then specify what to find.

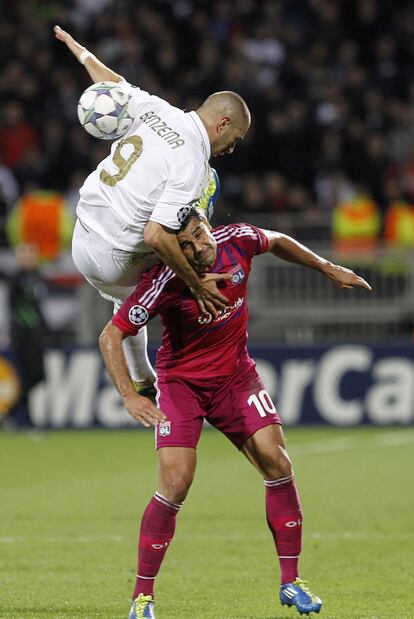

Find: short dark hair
178;207;203;233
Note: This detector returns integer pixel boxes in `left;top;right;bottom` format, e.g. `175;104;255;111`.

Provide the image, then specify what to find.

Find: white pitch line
288;430;414;457
0;534;126;544
308;532;414;541
374;431;414;447
1;531;414;544
289;437;356;456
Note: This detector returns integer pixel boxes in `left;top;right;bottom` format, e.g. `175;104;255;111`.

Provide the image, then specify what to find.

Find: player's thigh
72;219;160;290
208;361;281;450
157;447;197;501
72;219;104;280
155;376;204;450
241;424;293;479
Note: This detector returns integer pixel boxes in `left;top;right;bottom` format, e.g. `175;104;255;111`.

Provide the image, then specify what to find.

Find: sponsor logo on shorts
128;305;149;326
159;421;171;437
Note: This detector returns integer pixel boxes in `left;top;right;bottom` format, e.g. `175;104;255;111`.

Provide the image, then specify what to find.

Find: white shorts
72;219;161;305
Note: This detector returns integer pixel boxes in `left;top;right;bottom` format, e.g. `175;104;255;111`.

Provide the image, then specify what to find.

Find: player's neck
194;110;214;147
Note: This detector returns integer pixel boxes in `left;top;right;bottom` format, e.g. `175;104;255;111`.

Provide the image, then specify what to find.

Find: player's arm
262;230;371;290
144;221;231;315
99;322;166;427
53;25;124;83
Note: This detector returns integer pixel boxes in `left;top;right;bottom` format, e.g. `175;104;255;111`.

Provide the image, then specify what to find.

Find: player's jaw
178;222;217;273
192;246;215;271
211;124;248;157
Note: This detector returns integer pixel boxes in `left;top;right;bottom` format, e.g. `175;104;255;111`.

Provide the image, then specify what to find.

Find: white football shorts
72;218;161;305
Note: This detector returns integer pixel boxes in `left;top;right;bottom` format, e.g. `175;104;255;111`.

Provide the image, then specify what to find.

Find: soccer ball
77;81;135;140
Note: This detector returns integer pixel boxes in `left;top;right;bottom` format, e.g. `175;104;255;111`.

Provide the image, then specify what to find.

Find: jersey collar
188;111;211;160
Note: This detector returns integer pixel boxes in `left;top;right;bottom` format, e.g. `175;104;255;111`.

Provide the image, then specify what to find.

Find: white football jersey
77;81;211;252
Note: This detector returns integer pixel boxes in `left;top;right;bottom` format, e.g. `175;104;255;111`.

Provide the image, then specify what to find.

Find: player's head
177;209;217;273
196;91;250;157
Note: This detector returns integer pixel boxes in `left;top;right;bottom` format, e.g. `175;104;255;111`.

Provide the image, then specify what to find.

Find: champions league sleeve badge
128;304;149;326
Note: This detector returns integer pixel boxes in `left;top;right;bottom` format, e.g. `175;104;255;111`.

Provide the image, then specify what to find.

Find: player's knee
162;468;194;503
262;445;293;480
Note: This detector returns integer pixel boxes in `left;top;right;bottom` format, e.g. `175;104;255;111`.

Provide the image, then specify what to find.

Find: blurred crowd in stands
1;0;414;250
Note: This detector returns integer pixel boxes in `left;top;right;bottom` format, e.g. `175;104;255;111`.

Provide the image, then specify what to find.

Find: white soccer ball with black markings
77;81;135;140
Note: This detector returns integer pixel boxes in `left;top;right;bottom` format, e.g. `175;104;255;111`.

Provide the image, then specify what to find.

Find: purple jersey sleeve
245;224;269;255
212;223;269;259
112;265;176;335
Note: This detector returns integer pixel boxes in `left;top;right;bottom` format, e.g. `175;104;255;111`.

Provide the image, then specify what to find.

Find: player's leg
130;447;196;619
72;219;157;388
206;362;321;615
242;424;301;584
242;425;322;615
130;375;204;618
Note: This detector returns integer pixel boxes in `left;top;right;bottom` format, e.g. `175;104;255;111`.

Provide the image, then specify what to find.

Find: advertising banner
2;343;414;428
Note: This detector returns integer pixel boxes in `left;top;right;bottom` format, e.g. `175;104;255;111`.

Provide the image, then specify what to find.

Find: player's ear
217;116;231;134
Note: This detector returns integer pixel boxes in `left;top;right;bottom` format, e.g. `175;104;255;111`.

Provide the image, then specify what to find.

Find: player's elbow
99;322;120;354
144;221;163;250
98;324;110;354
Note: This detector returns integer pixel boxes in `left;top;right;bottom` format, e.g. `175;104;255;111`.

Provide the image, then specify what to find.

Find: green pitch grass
1;426;414;619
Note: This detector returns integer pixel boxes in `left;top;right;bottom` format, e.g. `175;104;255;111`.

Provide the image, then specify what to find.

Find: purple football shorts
155;358;281;450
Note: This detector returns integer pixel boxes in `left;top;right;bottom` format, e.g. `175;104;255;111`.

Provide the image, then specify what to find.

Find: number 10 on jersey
247;389;276;417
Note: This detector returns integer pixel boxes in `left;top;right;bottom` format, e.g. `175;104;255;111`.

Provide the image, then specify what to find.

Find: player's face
211;118;249;157
178;219;217;272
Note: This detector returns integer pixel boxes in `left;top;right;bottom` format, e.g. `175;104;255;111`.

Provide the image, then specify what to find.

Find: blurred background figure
7;243;48;427
6;187;74;262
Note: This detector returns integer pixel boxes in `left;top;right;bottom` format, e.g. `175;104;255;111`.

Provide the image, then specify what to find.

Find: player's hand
190;273;232;317
54;25;86;62
123;393;167;428
323;263;372;290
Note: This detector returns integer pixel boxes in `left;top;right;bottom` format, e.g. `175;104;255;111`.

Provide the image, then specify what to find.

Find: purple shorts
155;358;281;450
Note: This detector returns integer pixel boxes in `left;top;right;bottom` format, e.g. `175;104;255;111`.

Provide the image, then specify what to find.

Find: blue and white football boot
280;578;322;615
194;167;220;222
129;594;156;619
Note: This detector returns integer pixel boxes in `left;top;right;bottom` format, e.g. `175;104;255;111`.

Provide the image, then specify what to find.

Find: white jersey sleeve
149;158;203;230
119;81;167;120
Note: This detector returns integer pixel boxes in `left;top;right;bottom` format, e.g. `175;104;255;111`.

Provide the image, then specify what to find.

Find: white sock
122;326;156;384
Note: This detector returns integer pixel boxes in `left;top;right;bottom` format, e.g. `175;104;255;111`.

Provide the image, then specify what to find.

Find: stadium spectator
6;188;74;262
0;101;38;169
8;243;48;427
99;208;370;618
332;188;381;253
0;0;413;245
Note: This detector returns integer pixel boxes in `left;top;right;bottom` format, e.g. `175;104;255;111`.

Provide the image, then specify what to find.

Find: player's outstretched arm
99;322;166;427
263;230;372;290
53;25;124;83
144;221;231;316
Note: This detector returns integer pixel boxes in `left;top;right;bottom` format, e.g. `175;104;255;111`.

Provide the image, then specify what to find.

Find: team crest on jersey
128;305;149;326
159;421;171;437
229;263;245;285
